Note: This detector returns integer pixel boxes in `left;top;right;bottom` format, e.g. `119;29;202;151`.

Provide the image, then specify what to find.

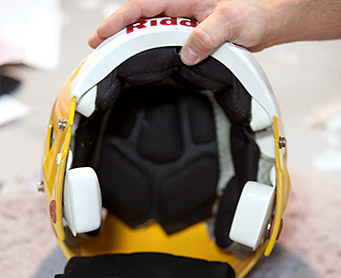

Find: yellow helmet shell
41;17;290;278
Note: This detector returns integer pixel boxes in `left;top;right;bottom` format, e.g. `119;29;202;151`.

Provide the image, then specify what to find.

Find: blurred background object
0;0;62;70
0;0;62;126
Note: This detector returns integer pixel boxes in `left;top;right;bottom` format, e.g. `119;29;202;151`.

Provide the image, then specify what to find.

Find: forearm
264;0;341;48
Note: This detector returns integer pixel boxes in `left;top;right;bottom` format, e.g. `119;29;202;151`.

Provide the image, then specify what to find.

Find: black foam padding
97;85;219;234
72;110;106;168
96;69;121;111
72;47;259;246
136;90;183;163
117;47;180;86
0;73;21;95
188;94;216;143
178;57;233;91
214;125;260;248
55;253;235;278
214;79;251;124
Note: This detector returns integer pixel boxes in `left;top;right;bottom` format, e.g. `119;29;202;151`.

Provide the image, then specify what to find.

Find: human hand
88;0;279;65
88;0;341;65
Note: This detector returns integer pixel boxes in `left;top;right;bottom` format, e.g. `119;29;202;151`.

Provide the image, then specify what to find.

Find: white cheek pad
76;85;97;117
63;167;102;236
229;181;275;250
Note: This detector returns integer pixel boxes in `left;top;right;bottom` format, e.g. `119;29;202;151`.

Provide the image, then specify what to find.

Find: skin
89;0;341;65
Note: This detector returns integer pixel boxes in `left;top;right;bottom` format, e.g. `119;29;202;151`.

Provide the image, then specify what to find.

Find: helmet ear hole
63;167;102;236
229;181;275;250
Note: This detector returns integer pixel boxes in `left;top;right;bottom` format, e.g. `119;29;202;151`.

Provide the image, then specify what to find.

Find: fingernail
180;47;200;65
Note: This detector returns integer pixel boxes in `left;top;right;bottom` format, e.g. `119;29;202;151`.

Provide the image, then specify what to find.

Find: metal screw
267;216;284;240
266;216;273;238
37;181;44;192
278;136;286;149
57;118;67;131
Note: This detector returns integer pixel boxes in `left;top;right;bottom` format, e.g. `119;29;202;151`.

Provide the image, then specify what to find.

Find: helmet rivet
267;216;284;240
57;118;67;131
278;136;286;149
36;181;44;192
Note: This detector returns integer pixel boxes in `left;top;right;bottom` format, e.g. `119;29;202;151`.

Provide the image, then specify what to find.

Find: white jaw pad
229;181;275;250
63;167;102;236
255;129;276;159
250;98;272;132
76;85;97;117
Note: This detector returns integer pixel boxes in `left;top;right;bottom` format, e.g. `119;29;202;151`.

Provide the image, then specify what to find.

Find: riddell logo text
126;18;198;34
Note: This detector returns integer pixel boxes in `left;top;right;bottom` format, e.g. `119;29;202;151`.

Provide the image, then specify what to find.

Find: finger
180;4;242;65
88;2;146;49
97;2;145;39
90;0;207;48
88;33;105;49
97;0;195;39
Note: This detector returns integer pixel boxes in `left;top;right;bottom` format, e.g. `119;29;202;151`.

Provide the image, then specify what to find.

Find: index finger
97;2;146;38
89;0;204;48
88;2;144;48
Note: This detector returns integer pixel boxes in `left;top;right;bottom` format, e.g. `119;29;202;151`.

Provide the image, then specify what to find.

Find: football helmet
40;17;290;278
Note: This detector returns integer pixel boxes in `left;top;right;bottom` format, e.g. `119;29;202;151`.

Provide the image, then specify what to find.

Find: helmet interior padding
72;47;260;248
56;253;235;278
98;84;219;234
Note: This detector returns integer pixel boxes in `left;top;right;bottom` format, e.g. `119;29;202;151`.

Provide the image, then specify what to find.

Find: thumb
180;7;241;65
